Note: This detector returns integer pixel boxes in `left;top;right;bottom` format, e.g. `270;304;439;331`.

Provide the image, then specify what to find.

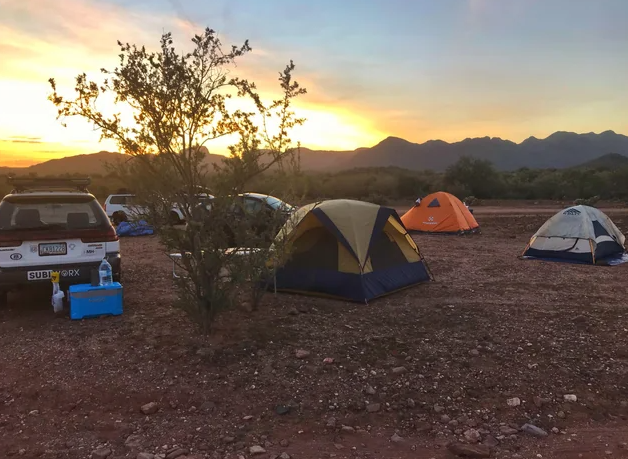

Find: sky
0;0;627;167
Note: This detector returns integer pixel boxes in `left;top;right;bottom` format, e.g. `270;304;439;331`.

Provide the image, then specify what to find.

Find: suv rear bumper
0;253;121;290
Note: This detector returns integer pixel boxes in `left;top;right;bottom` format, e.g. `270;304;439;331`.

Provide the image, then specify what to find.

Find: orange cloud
0;0;389;167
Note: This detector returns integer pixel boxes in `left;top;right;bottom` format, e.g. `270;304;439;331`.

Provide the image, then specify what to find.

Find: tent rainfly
271;199;432;302
401;191;479;234
522;205;626;264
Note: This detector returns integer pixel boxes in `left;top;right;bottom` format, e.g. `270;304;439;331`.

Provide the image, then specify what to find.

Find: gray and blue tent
522;205;625;264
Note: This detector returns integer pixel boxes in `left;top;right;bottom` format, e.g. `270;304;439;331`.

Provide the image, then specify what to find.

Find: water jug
99;258;113;286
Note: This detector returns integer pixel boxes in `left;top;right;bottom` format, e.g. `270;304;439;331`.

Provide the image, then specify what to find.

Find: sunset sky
1;0;627;167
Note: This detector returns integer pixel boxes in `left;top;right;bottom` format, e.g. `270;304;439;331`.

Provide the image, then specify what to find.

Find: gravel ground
1;209;628;459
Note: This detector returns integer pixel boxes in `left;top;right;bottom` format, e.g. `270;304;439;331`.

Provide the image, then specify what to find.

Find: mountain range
2;130;628;176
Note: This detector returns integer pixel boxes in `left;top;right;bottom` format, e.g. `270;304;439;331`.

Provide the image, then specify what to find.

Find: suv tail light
81;226;119;243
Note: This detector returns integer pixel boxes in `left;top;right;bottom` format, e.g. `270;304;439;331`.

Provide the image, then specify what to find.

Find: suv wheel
112;211;128;225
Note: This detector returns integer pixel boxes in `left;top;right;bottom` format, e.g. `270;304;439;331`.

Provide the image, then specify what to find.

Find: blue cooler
69;283;123;320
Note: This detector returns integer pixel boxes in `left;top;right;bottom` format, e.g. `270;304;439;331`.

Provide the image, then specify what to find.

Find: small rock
365;385;376;395
447;442;491;458
440;415;451;424
200;401;216;412
557;410;566;419
243;415;254;421
91;448;112;459
469;349;480;356
392;366;407;375
137;454;154;459
551;427;560;434
434;404;445;413
140;402;159;415
165;449;188;459
326;417;337;428
507;397;521;407
605;451;613;456
618;442;627;450
295;349;310;359
279;454;291;459
499;426;518;435
28;410;39;416
323;357;334;364
406;398;416;408
366;403;381;413
520;423;548;438
341;425;355;433
249;445;266;455
533;396;549;408
390;433;404;443
279;439;289;448
564;394;578;402
125;435;142;448
464;429;481;443
483;435;499;448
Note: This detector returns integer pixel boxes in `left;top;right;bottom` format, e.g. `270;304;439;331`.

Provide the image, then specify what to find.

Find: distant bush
464;196;478;206
574;195;600;207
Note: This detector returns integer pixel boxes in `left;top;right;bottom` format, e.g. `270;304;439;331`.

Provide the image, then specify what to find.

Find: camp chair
168;248;277;292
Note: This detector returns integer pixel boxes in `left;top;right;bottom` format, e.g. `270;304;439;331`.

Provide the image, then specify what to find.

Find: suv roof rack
8;177;92;193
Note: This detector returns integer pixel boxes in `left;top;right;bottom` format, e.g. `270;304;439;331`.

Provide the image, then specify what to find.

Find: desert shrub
49;28;306;333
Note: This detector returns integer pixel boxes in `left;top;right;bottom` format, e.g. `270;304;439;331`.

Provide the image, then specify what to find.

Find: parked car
0;177;121;305
103;193;146;225
185;193;296;247
105;192;214;225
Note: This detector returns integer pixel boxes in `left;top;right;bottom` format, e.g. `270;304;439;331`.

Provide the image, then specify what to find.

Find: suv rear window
0;195;109;231
109;195;135;205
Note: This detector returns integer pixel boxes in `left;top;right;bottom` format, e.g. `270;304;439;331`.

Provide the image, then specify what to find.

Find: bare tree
49;28;306;332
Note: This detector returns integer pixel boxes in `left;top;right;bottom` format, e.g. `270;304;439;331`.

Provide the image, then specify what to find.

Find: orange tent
401;192;479;234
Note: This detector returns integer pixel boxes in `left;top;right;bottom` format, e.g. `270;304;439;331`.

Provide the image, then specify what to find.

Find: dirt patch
1;210;628;458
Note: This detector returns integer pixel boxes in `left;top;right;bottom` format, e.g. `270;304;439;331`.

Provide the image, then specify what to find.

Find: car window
109;195;127;205
0;196;107;231
261;195;293;212
244;197;264;213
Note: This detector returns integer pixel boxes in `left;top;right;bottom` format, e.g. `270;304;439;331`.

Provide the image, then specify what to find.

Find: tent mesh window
369;230;409;270
283;227;339;270
427;198;440;207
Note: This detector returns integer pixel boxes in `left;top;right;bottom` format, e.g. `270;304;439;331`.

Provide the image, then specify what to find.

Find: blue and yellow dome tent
270;199;432;302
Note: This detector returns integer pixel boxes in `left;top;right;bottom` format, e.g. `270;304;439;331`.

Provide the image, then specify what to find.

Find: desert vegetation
4;156;628;206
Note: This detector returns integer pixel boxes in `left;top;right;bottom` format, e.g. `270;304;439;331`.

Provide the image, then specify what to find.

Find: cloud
0;0;392;165
3;136;44;144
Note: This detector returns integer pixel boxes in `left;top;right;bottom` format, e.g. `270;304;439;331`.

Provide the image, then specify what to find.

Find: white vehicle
104;193;214;225
0;178;121;305
103;193;147;224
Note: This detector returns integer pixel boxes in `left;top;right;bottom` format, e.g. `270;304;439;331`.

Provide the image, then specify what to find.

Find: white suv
0;178;121;305
103;193;147;225
105;192;214;225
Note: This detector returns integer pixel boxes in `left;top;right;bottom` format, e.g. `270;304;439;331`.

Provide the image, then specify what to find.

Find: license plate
39;242;67;256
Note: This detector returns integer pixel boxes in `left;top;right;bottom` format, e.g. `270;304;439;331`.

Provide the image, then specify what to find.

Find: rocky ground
1;208;628;459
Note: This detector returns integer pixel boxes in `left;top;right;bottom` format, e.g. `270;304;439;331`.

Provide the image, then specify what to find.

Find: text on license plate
39;242;67;256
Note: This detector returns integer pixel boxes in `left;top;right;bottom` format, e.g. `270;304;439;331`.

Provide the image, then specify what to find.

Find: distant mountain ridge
2;130;627;176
